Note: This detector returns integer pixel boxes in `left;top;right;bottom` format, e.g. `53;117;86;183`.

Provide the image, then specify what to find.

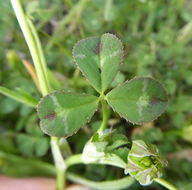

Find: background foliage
0;0;192;189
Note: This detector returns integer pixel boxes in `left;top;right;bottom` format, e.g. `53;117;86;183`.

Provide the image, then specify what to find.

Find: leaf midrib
107;97;167;103
55;99;98;113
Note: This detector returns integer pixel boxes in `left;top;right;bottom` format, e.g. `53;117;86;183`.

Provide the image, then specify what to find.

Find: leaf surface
37;92;99;137
106;77;168;124
73;33;123;93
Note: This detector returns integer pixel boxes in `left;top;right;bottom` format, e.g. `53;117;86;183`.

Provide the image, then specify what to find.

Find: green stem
57;169;66;190
67;172;134;190
154;178;178;190
66;154;82;168
26;18;50;90
51;137;66;190
98;99;108;132
10;1;69;189
10;0;49;96
27;18;63;91
65;153;126;169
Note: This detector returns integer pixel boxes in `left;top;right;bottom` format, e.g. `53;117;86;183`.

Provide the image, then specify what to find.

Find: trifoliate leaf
37;92;99;137
125;140;167;185
73;33;123;93
106;77;168;124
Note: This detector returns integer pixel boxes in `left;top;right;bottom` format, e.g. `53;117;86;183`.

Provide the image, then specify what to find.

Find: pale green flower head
125;140;167;185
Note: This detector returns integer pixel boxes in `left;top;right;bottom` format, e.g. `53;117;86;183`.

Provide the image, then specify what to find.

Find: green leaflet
73;33;123;93
125;140;167;185
37;92;99;137
106;77;168;124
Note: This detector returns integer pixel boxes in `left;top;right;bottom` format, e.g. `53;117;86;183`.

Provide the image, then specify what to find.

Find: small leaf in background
82;10;102;32
37;92;99;137
16;134;35;157
35;137;49;157
132;125;163;143
125;140;167;185
0;134;18;154
25;113;44;136
73;33;123;93
16;134;49;157
106;77;168;124
0;98;19;114
164;79;176;95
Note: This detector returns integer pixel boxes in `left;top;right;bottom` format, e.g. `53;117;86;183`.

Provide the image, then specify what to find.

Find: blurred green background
0;0;192;189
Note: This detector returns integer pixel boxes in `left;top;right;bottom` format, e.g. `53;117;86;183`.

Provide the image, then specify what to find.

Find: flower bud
125;140;167;185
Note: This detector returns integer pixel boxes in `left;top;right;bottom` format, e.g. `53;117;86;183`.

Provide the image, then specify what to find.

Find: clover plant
37;32;171;188
37;33;167;137
0;1;178;190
